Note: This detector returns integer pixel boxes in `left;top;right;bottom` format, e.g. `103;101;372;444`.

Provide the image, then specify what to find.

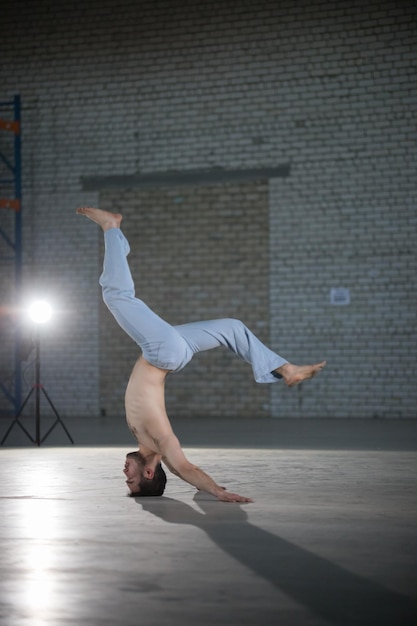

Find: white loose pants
100;229;288;383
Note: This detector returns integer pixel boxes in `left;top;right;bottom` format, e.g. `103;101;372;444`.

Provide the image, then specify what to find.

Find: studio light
28;300;53;325
1;298;73;446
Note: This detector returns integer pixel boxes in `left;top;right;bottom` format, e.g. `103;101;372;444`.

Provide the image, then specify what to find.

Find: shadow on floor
137;492;417;626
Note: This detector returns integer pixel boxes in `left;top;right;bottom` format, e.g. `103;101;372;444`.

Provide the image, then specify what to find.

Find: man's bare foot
276;361;326;387
76;207;122;231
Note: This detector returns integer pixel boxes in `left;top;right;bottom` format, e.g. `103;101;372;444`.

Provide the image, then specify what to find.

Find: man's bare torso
125;357;174;453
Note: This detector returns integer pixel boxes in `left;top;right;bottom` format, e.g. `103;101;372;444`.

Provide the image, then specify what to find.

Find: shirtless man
77;207;326;503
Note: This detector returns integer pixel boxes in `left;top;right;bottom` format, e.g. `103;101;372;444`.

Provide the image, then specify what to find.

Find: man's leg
175;318;325;386
99;228;175;348
175;319;287;383
77;207;192;370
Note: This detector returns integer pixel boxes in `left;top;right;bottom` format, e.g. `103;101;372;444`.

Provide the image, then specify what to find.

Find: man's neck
138;446;162;465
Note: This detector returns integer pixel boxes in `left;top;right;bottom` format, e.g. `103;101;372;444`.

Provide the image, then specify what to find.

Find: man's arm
160;434;253;503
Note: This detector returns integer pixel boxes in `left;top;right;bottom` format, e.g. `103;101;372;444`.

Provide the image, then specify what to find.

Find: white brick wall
0;0;416;418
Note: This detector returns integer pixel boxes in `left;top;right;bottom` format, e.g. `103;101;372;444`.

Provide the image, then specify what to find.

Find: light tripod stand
1;325;74;446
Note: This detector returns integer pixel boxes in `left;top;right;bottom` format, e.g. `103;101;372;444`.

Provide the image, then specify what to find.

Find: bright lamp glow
28;300;53;324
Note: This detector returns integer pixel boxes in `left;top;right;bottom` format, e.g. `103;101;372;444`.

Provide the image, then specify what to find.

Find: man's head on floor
123;451;167;497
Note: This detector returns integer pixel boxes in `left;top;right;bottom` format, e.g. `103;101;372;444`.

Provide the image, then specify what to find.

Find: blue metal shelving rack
0;95;22;416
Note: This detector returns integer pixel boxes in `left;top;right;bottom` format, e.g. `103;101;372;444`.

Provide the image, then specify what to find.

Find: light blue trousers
99;229;288;383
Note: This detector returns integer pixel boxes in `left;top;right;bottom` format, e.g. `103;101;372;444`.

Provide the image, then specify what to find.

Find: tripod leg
40;387;74;444
1;387;36;445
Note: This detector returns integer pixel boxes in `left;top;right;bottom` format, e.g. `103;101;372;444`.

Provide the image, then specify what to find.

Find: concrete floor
1;417;417;626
